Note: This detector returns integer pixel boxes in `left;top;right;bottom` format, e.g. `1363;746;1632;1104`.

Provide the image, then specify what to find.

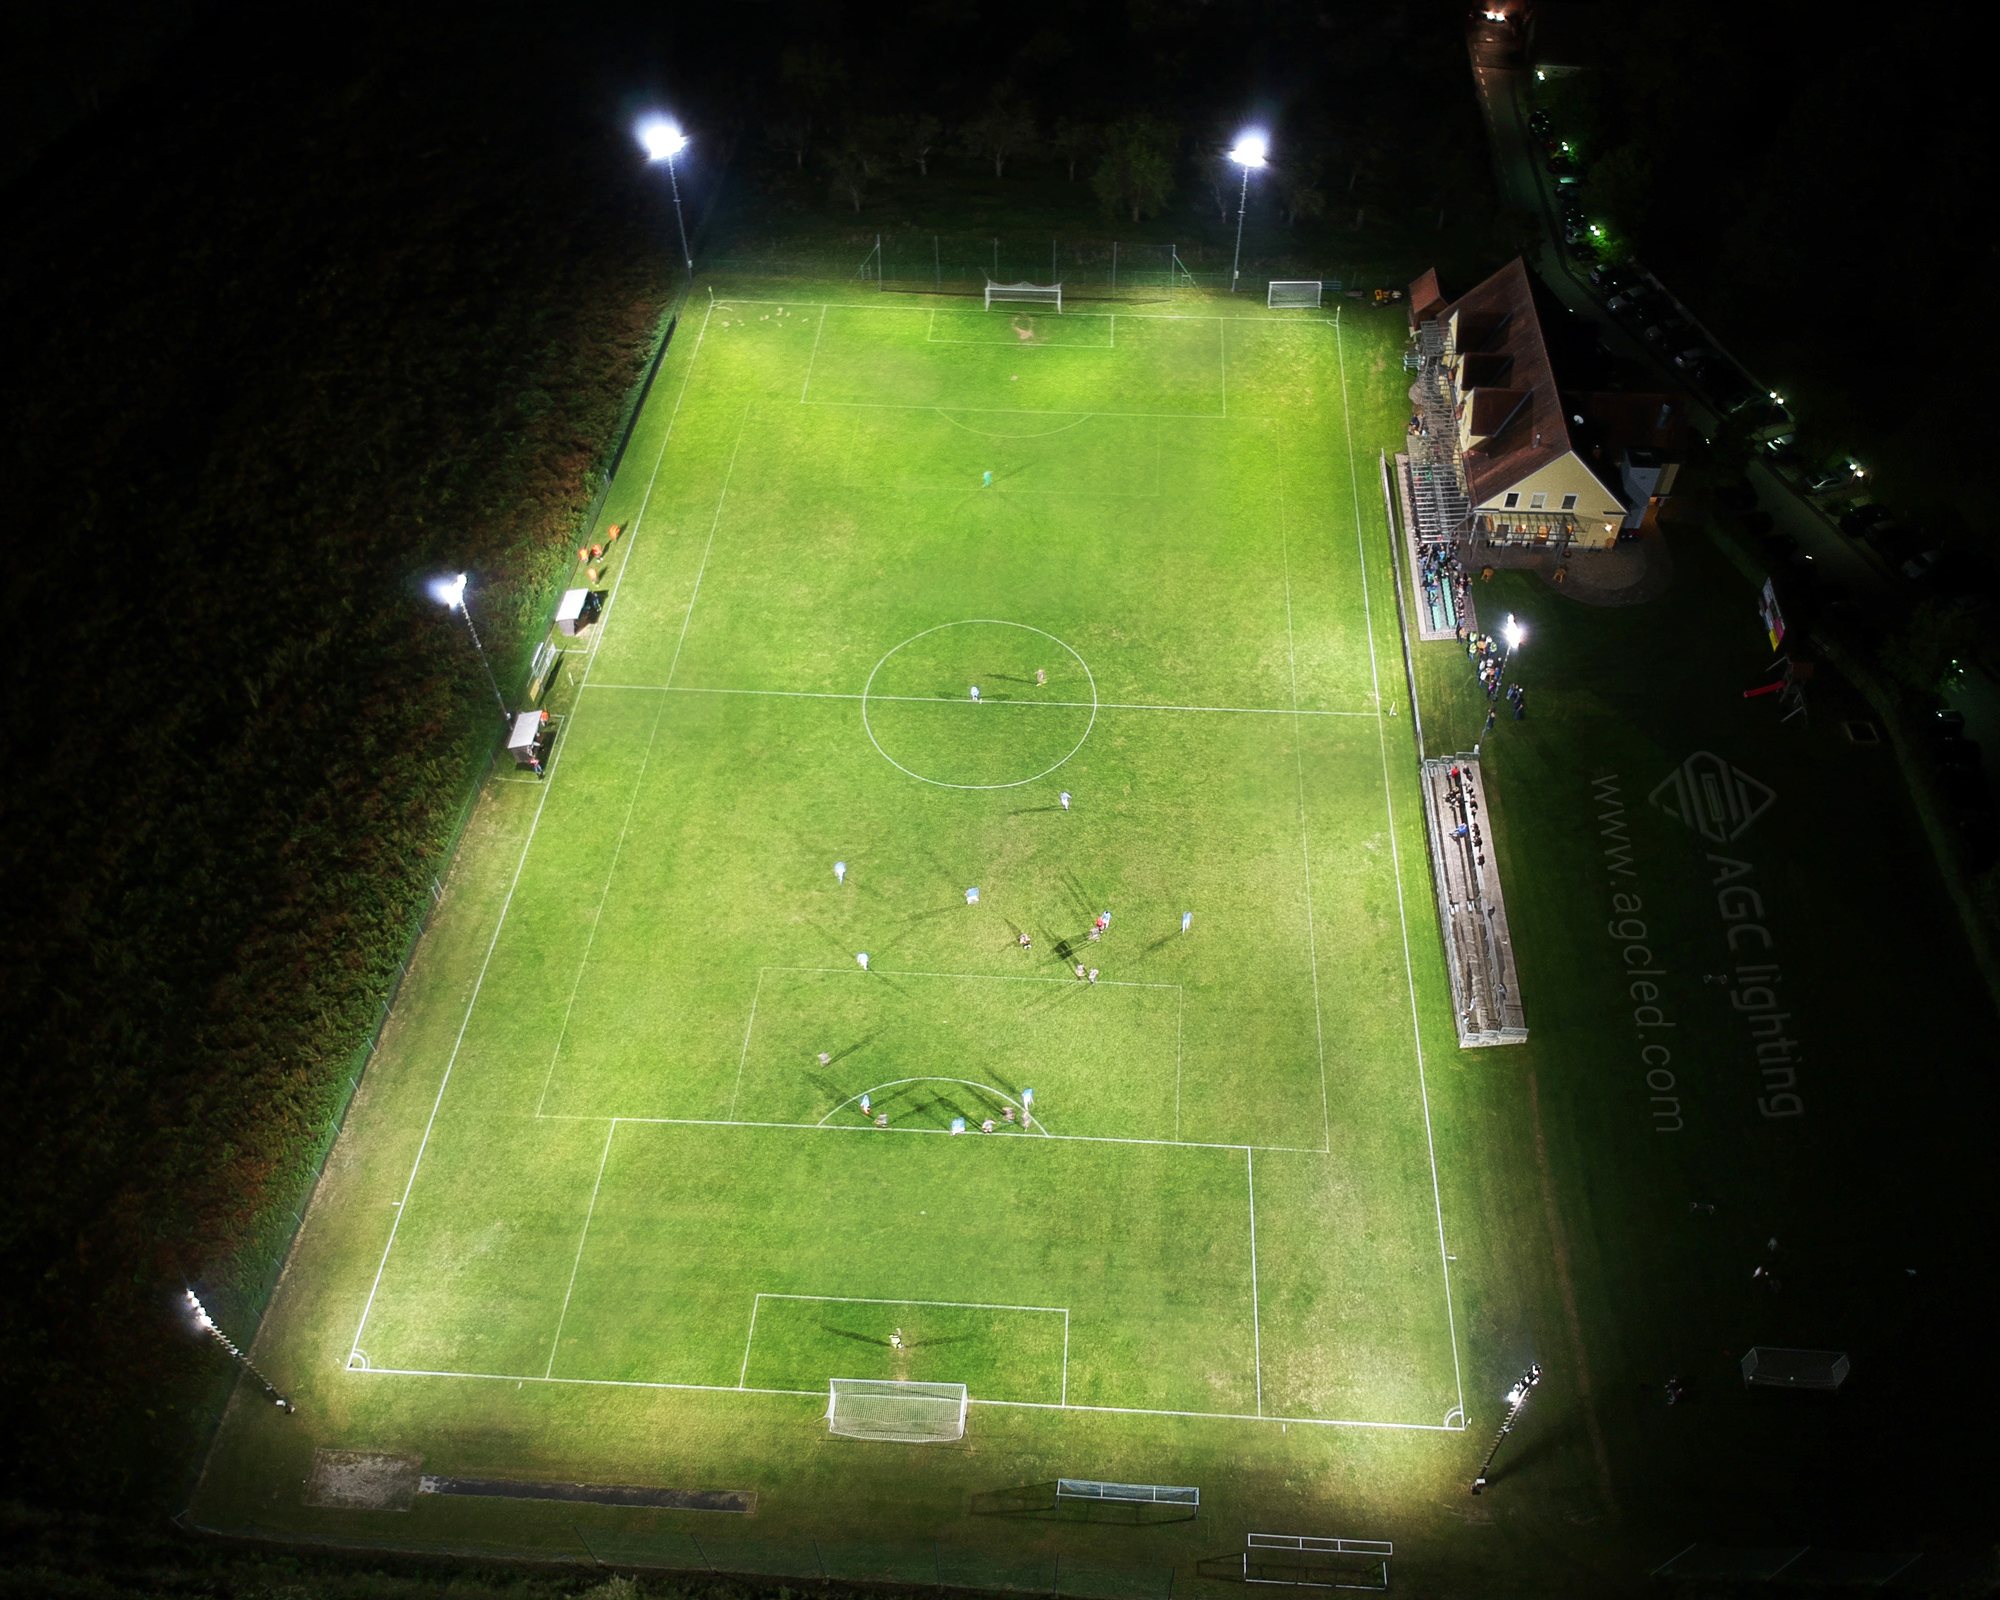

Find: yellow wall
1474;450;1625;549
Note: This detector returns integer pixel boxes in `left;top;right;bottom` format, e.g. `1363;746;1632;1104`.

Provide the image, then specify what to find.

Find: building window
1561;493;1578;511
1530;492;1547;510
1503;492;1520;509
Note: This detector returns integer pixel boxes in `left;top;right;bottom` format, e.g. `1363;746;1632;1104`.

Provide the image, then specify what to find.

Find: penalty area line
343;1363;1464;1432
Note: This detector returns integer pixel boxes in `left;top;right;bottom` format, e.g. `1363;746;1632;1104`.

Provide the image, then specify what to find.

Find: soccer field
202;285;1472;1568
353;291;1460;1428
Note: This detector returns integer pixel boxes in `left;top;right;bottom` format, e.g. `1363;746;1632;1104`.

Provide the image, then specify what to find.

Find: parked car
1588;263;1630;290
1606;288;1650;314
1805;469;1852;494
1935;707;1968;734
1567;237;1599;261
1708;373;1756;412
1546;154;1577;177
1839;504;1891;537
1528;109;1554;135
1902;549;1941;581
1673;347;1714;371
1642;317;1690;346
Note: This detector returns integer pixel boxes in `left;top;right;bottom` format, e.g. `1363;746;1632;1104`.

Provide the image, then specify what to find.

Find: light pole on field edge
639;117;693;281
1228;133;1268;293
1471;1362;1542;1493
186;1290;295;1413
429;571;508;723
1502;612;1526;673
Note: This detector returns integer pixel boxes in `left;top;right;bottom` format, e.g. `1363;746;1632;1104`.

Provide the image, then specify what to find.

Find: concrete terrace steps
1418;756;1527;1047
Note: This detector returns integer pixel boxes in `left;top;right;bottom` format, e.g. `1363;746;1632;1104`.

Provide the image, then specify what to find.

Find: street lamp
1228;133;1268;294
1471;1362;1542;1493
638;115;693;281
186;1290;294;1413
429;572;508;723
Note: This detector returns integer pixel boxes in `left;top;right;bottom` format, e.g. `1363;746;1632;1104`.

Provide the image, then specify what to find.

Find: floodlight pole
456;592;510;723
1471;1362;1542;1493
1231;163;1253;293
186;1291;295;1413
664;147;693;281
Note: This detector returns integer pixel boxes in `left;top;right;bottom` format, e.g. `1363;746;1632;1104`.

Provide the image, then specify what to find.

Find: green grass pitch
203;287;1470;1555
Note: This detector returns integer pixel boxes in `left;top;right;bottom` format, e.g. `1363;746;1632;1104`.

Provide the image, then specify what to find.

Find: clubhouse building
1402;258;1685;552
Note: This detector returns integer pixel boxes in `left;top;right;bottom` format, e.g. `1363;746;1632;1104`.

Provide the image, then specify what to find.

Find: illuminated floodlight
1504;614;1526;653
186;1290;294;1412
1229;133;1268;169
637;117;687;162
637;114;695;279
429;571;467;611
428;572;507;720
1227;132;1269;294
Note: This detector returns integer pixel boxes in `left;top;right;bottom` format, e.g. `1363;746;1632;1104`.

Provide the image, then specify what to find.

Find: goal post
826;1378;968;1442
1268;280;1324;310
1056;1479;1198;1508
985;280;1063;313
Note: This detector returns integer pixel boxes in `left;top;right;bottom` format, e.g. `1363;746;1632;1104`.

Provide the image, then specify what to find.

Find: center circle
862;621;1096;789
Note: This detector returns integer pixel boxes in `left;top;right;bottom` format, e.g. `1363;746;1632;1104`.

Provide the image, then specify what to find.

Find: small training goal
827;1378;968;1442
1267;280;1324;310
986;280;1062;313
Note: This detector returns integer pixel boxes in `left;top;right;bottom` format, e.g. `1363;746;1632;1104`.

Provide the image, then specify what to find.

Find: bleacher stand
1418;757;1526;1046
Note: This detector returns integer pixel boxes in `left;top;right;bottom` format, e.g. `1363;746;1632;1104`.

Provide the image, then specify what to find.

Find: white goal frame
985;280;1063;313
1267;280;1324;310
827;1377;968;1442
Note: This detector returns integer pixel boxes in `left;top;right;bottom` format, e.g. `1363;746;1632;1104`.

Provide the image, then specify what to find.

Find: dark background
0;0;1988;1578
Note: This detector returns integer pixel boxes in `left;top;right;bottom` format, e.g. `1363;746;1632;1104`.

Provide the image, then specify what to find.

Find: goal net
826;1378;968;1442
1267;280;1323;309
986;280;1062;313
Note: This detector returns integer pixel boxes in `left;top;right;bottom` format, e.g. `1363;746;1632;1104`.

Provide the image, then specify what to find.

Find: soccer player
1087;968;1099;984
1003;1105;1016;1123
982;471;992;487
818;1052;831;1066
875;1112;888;1127
1036;669;1047;686
982;1119;995;1133
856;952;869;971
835;861;847;884
860;1093;871;1117
970;686;980;703
1075;963;1086;979
1018;931;1031;949
966;887;979;905
1182;911;1193;934
1059;791;1070;811
890;1327;904;1348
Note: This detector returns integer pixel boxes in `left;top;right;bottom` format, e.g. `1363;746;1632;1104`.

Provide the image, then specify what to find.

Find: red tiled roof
1441;258;1573;505
1468;388;1529;436
1407;268;1444;332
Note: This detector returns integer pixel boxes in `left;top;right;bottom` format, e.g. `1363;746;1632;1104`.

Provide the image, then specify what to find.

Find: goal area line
714;293;1346;328
340;1362;1467;1433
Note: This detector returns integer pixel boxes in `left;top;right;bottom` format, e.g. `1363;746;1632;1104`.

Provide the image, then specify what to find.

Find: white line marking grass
737;1293;1071;1398
344;1362;1463;1432
583;683;1380;718
546;1120;617;1378
1333;306;1467;1423
1247;1146;1263;1416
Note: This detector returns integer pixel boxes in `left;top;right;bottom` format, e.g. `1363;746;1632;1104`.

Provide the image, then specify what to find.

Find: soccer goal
827;1378;968;1442
1195;1534;1394;1591
986;280;1062;313
1267;280;1324;310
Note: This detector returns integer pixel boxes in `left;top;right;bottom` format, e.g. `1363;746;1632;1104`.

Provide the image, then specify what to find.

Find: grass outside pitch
195;285;1467;1567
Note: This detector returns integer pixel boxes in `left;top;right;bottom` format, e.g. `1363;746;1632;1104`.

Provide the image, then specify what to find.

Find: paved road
1466;48;2000;775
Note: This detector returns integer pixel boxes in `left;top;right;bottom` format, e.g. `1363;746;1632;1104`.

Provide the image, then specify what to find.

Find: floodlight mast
1471;1362;1542;1493
185;1290;294;1413
1228;134;1268;294
639;117;694;280
430;572;509;722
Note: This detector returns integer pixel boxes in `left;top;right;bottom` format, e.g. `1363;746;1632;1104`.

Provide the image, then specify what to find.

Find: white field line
1061;1309;1071;1406
1275;426;1332;1155
807;399;1227;423
726;967;765;1119
345;723;571;1361
736;1293;762;1388
535;692;672;1115
800;304;827;402
1247;1146;1263;1417
533;1110;1328;1158
344;1363;1464;1432
582;683;1379;718
1219;319;1227;418
716;294;1343;328
1334;306;1467;1422
816;1077;1054;1135
585;297;718;681
546;1119;619;1379
1173;986;1184;1143
760;962;1181;991
664;408;749;690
